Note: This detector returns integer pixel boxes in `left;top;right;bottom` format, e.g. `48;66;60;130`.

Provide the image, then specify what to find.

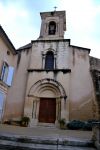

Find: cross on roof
54;6;57;11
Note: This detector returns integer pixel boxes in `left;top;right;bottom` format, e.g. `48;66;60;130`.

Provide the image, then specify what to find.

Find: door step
0;133;95;150
38;123;56;128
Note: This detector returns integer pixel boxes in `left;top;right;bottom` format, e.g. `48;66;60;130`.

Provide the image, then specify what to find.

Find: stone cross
54;6;57;11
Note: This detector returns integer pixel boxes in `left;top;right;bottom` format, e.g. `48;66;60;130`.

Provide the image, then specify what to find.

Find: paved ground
0;124;96;150
0;147;96;150
0;124;93;140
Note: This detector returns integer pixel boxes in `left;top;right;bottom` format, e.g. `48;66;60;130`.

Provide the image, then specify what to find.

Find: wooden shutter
6;66;14;86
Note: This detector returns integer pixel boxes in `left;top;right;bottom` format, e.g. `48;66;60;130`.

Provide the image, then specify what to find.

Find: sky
0;0;100;58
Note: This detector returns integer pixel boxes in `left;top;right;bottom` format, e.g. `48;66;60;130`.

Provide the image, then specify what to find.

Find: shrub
67;120;99;130
87;119;98;123
20;116;30;127
83;119;99;131
83;122;92;131
59;118;66;125
67;120;85;130
59;118;66;129
4;120;12;125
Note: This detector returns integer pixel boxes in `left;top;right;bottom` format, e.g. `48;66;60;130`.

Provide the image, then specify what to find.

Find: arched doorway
25;78;67;126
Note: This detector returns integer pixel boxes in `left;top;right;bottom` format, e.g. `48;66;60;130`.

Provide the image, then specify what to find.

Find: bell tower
38;11;66;40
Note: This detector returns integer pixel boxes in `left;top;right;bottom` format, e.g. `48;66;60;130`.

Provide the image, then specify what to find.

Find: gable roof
17;43;32;51
18;39;90;54
0;25;16;54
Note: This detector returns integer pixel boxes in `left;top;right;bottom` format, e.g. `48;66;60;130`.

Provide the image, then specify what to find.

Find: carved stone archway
24;78;67;127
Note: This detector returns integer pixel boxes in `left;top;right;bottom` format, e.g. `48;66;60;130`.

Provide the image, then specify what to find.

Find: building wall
90;56;100;119
2;39;98;122
4;48;32;120
23;40;97;123
0;37;16;71
0;37;16;121
69;49;97;120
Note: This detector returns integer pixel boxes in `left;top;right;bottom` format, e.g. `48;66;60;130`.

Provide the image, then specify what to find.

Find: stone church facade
0;10;100;126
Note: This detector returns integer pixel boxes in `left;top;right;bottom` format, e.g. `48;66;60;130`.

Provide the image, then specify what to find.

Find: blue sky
0;0;100;58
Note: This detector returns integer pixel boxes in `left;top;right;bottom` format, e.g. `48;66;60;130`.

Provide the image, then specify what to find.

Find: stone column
35;98;40;120
58;99;61;120
54;54;57;69
55;98;59;124
42;53;46;69
29;97;40;127
55;98;61;126
24;96;33;119
32;97;37;119
61;97;66;119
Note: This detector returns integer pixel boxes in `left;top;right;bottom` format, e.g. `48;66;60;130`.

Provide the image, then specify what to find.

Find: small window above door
45;51;54;70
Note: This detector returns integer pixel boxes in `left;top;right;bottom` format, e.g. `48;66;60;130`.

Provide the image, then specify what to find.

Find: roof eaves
70;45;91;53
17;43;32;51
0;25;16;54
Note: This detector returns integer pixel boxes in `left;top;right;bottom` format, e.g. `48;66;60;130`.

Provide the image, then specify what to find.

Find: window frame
45;51;54;70
0;62;9;83
0;61;14;86
42;49;57;70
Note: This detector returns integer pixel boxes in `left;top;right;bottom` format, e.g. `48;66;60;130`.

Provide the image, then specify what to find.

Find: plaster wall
29;41;70;69
24;40;96;122
69;48;97;120
0;38;16;69
2;40;97;122
0;37;16;121
4;49;31;120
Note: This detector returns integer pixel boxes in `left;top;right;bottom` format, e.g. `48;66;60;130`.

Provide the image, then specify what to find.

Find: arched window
45;51;54;69
48;21;56;35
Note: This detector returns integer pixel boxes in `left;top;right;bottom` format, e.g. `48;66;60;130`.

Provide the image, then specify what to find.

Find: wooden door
39;98;56;123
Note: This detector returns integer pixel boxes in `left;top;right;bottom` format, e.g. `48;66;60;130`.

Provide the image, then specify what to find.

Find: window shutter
0;61;3;80
6;66;14;86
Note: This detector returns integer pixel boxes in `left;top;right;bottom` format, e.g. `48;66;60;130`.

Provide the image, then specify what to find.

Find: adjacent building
0;25;16;121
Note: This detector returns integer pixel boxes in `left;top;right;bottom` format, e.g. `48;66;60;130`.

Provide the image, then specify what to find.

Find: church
0;10;100;127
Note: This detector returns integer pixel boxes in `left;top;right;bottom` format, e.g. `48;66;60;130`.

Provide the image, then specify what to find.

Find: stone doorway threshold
38;122;56;128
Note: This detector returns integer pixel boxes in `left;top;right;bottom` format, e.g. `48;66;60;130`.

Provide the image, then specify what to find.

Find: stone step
0;140;96;150
0;134;96;150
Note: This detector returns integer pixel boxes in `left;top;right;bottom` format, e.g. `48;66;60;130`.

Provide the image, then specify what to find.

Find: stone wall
92;122;100;150
90;56;100;119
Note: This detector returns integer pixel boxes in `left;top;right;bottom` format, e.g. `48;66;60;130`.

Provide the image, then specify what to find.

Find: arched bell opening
48;21;56;35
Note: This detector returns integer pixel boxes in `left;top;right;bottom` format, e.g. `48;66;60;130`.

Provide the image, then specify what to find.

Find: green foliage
58;118;66;129
58;118;66;125
83;119;99;131
66;120;99;130
67;120;85;130
20;116;30;127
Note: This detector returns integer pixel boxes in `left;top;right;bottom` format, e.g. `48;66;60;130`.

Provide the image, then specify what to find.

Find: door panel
39;98;56;123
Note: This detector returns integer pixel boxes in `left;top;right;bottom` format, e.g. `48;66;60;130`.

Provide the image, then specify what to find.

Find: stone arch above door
25;78;68;126
28;78;66;99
